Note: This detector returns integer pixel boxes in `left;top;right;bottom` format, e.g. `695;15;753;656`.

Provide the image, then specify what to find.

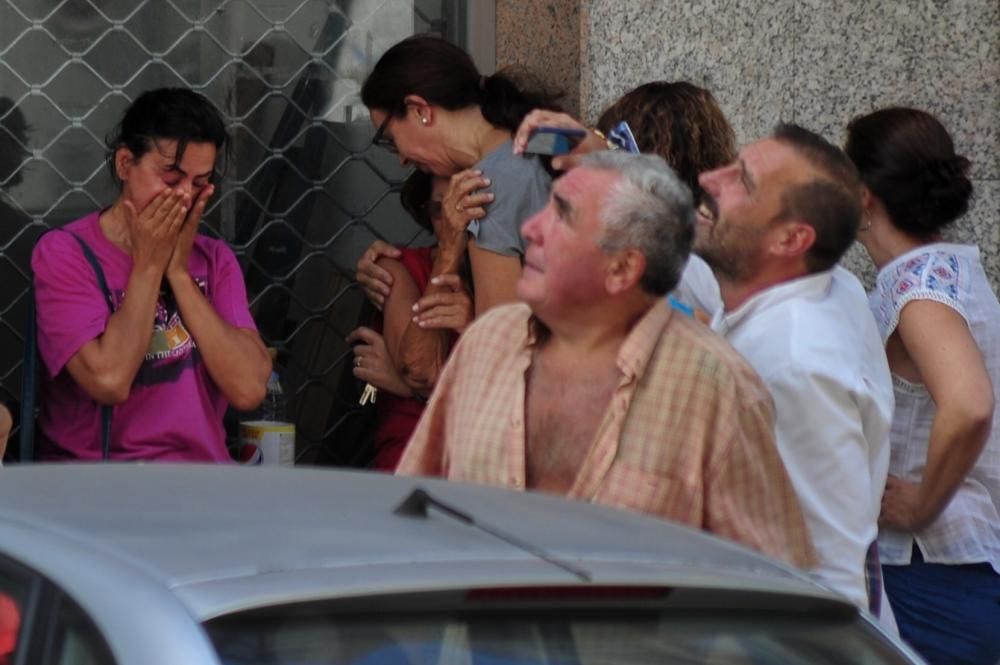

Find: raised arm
391;170;488;391
165;186;271;411
379;254;470;398
65;189;187;404
880;300;995;532
439;167;522;316
512;109;608;171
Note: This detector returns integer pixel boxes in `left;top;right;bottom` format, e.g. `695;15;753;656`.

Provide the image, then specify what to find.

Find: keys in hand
359;382;378;406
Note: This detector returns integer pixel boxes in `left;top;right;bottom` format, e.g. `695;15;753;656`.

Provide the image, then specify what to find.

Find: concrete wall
497;0;1000;290
496;0;583;118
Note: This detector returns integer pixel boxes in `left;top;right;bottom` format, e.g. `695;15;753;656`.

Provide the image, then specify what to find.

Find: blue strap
62;231;115;314
41;229;115;460
667;295;695;317
62;231;115;461
19;292;37;462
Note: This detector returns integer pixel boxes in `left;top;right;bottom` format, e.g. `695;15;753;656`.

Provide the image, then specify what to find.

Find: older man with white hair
398;151;815;568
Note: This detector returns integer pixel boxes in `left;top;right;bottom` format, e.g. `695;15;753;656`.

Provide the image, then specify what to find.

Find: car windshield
205;598;907;665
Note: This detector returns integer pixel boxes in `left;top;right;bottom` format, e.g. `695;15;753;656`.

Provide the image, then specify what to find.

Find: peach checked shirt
398;302;815;568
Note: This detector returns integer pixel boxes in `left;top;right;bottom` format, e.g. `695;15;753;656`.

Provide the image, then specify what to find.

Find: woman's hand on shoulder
412;274;473;334
355;240;401;310
438;170;493;260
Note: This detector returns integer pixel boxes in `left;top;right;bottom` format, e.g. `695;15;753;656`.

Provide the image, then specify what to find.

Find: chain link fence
0;0;478;464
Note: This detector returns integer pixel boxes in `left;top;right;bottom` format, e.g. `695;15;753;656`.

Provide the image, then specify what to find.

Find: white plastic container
240;421;295;466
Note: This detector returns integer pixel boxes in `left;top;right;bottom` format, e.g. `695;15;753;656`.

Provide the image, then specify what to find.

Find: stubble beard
694;225;761;284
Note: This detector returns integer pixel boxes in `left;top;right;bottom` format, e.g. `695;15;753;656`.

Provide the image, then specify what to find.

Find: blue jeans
883;546;1000;665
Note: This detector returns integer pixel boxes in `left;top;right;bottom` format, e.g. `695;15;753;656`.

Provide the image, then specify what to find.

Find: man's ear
403;94;433;126
770;220;815;259
606;248;646;295
114;147;134;183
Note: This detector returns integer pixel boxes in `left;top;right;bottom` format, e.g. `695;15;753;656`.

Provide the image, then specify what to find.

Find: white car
0;465;924;664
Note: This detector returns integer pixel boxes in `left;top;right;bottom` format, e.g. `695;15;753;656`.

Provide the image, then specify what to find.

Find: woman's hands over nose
123;188;188;272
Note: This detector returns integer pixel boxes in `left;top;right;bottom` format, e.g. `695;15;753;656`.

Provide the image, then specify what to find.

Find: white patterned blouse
870;243;1000;572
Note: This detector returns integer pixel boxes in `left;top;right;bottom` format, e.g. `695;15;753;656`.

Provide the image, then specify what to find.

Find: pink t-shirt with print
31;211;257;462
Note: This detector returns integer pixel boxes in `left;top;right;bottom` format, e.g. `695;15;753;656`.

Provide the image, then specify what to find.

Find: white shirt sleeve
673;254;723;318
766;363;878;609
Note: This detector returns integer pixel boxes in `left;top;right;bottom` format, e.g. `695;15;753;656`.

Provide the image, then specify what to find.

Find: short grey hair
580;151;694;295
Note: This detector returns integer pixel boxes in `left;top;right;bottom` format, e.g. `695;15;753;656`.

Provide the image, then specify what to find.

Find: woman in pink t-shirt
31;88;271;461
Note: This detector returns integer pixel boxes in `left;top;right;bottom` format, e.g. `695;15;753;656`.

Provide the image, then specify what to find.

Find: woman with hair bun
358;35;561;316
846;107;1000;665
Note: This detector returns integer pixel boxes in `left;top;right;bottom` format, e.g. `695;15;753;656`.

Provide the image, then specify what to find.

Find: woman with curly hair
594;81;736;205
846;107;1000;665
512;81;736;317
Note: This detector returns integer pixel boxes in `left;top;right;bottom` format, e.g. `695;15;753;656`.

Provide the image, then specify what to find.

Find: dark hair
596;81;735;203
361;35;561;132
105;87;229;187
399;170;434;232
845;107;972;237
771;123;863;274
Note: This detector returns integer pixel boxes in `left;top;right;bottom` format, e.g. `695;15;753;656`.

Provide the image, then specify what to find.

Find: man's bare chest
524;360;619;493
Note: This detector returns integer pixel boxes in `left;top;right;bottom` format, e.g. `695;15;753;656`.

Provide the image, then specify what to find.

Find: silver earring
859;210;872;232
420;116;428;125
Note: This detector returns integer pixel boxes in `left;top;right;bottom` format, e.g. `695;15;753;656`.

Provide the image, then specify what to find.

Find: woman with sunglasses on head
846;107;1000;665
356;35;560;318
348;171;474;471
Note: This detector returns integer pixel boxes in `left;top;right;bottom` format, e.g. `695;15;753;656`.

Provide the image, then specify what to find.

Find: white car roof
0;464;838;621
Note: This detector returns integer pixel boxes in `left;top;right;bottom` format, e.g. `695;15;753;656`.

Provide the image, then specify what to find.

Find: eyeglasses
371;113;398;153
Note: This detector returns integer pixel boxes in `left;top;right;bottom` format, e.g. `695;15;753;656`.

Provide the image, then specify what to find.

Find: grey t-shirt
466;139;551;257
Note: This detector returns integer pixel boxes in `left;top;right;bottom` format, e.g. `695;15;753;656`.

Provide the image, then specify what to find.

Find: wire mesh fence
0;0;471;464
